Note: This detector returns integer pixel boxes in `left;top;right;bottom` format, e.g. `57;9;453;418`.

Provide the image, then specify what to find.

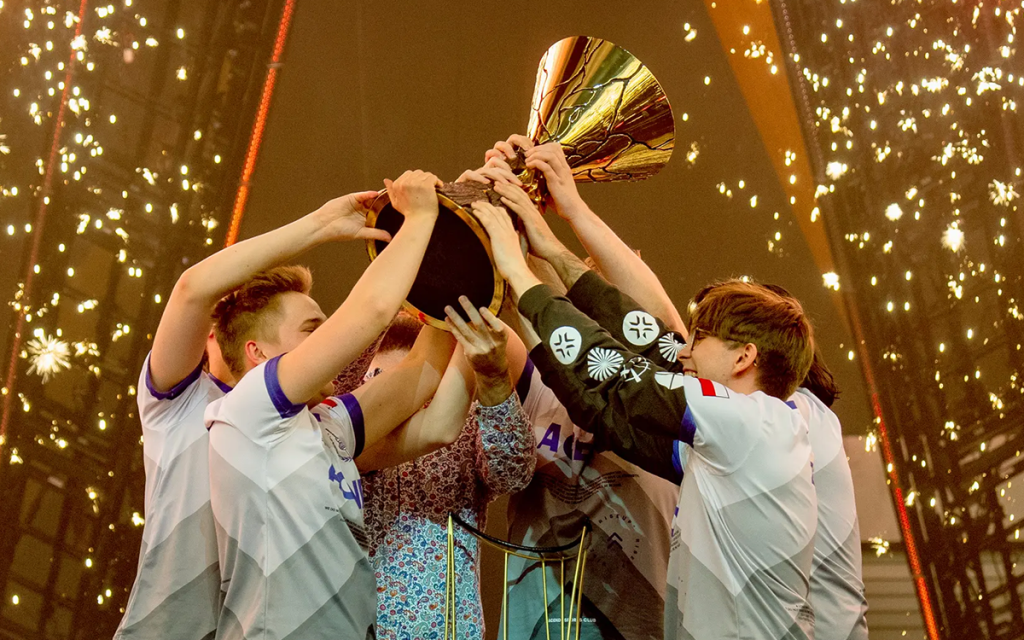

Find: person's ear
245;340;267;367
733;343;758;376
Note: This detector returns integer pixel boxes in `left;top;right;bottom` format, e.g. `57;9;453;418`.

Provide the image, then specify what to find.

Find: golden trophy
366;36;676;329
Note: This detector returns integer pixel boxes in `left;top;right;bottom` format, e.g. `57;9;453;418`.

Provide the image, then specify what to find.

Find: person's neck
209;362;235;388
723;372;760;397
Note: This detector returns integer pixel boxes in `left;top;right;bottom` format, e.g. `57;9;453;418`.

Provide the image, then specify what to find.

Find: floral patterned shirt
364;393;536;640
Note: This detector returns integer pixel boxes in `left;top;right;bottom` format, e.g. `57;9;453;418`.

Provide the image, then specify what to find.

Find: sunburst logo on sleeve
658;334;684;362
587;348;624;381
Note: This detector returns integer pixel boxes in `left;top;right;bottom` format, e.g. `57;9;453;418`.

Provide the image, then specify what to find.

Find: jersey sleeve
473;393;537;496
203;355;305;446
519;284;762;475
311;394;365;458
137;352;208;431
518;284;689;451
566;270;686;369
598;423;685;485
682;377;765;473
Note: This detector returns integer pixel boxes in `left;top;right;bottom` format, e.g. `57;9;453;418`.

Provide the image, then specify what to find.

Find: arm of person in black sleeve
493;181;685;369
565;270;686;370
471;200;693;481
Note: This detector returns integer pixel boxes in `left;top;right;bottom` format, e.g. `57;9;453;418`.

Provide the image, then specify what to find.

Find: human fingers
355;227;393;243
477;165;522;186
456;169;490;185
352;190;380;208
484;156;514;172
445;305;479;347
458;295;485;330
479;307;506;336
494;140;516;159
506;134;534;152
525;157;557;180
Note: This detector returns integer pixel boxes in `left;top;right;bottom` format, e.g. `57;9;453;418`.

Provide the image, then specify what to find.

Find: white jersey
667;378;817;640
204;356;375;639
506;362;679;640
115;355;229;639
791;388;869;640
115;354;229;639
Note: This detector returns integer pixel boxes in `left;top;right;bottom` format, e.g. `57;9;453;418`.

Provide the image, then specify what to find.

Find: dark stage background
238;0;872;435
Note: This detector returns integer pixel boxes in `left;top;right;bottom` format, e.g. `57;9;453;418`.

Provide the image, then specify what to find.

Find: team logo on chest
329;464;364;509
587;347;624;381
622;311;659;346
550;326;582;364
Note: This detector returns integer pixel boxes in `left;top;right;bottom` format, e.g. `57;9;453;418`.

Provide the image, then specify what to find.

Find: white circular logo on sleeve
587;347;624;381
549;326;582;364
623;311;659;346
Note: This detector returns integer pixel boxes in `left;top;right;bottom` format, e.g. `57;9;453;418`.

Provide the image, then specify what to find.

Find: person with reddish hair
115;185;391;640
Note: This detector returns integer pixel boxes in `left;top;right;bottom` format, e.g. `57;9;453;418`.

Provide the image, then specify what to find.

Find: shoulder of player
682;377;802;428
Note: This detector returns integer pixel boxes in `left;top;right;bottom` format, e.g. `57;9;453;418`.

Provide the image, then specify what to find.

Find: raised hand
492;181;566;261
316;191;393;243
525;142;587;220
455;159;523;187
384;170;443;222
470;201;532;287
484;134;535;165
444;296;510;381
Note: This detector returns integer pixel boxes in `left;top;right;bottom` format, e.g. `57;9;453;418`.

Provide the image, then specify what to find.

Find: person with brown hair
706;283;868;640
203;170;459;639
466;181;818;639
115;186;390;640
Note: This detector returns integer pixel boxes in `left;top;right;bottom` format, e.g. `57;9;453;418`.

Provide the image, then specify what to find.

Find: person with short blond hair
115;188;390;640
204;170;462;640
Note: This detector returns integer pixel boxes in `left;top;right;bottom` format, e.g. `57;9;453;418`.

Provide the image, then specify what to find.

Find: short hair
212;265;312;377
688;279;814;400
377;311;423;355
757;283;840;406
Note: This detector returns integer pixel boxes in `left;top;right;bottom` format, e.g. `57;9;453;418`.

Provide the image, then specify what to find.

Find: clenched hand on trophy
366;36;676;330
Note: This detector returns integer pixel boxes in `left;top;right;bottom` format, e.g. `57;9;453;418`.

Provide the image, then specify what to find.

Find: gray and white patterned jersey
205;356;375;640
792;388;869;640
114;354;230;640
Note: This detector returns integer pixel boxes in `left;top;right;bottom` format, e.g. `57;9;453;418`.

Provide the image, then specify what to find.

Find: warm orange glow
225;0;297;247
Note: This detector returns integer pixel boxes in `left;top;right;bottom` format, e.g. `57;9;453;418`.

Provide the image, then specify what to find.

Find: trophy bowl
367;35;675;330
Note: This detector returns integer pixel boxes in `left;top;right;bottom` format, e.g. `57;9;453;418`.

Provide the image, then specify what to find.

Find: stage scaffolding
774;0;1024;638
0;0;289;636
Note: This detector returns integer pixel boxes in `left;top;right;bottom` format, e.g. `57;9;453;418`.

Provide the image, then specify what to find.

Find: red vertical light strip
1;0;91;443
870;394;942;640
224;0;297;247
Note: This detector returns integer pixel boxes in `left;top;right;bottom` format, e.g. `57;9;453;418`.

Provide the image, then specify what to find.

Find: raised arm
355;345;475;472
348;323;456;464
276;170;442;405
355;296;529;472
471;200;729;483
445;297;535;494
488;136;686;335
150;190;387;391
